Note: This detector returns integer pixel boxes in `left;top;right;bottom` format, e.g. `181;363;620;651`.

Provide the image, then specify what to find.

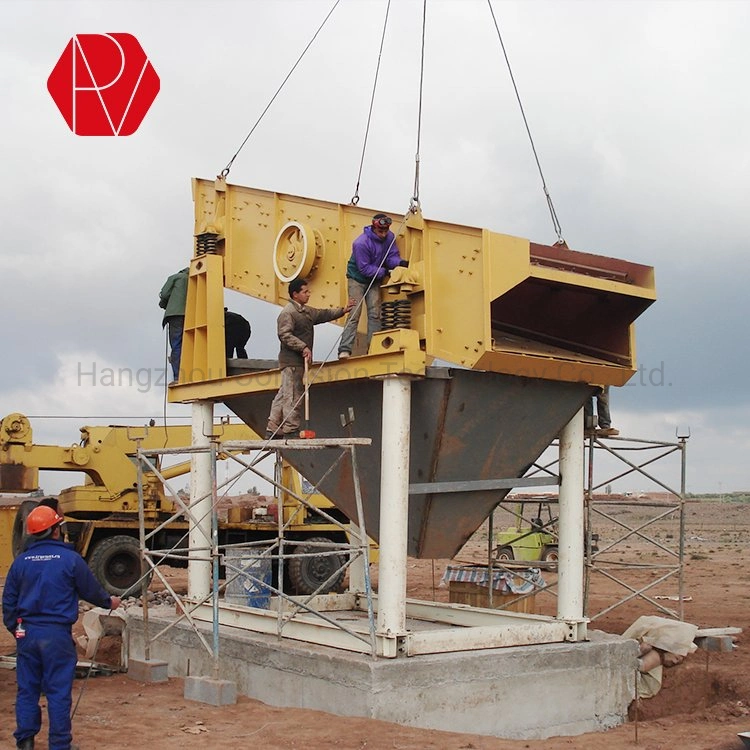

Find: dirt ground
1;497;749;750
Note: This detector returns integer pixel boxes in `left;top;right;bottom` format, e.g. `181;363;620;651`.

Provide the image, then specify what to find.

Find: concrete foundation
184;676;237;706
126;608;638;740
127;657;168;683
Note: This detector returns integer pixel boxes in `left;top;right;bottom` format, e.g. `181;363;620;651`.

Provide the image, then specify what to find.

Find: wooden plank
695;627;743;637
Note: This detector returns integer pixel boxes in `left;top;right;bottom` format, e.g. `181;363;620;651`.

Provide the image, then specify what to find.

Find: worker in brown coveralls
265;277;353;439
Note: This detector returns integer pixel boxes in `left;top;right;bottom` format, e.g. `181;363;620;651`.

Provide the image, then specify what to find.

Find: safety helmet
26;505;64;536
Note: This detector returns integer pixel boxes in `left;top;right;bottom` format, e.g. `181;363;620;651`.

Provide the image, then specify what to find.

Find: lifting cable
486;0;565;245
350;0;392;205
219;0;341;179
291;4;427;436
411;0;427;212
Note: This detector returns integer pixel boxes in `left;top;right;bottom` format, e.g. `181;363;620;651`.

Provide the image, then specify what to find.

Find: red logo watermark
47;34;160;136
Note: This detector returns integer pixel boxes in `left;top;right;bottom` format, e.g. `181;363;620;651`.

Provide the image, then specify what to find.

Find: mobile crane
0;412;354;595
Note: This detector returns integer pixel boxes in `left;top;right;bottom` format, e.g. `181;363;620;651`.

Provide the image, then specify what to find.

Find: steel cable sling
411;0;427;213
350;0;392;205
220;0;342;179
487;0;566;245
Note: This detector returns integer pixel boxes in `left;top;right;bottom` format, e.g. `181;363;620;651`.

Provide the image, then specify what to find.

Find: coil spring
381;299;412;329
196;232;218;254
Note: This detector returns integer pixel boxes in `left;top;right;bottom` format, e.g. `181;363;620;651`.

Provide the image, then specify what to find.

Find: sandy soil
1;498;749;750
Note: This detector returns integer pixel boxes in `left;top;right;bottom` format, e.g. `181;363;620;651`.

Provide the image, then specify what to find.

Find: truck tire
88;535;148;596
495;545;514;562
541;545;559;564
11;500;40;557
288;536;346;595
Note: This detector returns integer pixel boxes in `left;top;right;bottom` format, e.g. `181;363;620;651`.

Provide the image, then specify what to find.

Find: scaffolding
583;433;688;622
484;432;689;622
131;436;378;671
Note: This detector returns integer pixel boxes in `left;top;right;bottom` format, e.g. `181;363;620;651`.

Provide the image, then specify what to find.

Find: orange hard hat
26;505;64;535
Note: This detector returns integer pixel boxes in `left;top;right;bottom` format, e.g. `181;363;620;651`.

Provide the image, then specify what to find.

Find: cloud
2;0;749;495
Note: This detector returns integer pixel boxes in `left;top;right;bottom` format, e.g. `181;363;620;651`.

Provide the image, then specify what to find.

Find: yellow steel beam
169;331;427;403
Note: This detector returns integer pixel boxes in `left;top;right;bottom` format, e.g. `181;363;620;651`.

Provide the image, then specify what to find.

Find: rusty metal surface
0;464;38;493
226;368;592;559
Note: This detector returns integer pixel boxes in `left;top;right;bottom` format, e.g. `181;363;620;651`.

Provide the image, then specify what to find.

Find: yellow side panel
486;231;531;301
194;179;378;311
423;223;486;368
181;254;226;384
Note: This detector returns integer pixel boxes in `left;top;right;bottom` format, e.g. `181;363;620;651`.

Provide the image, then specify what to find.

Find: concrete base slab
127;657;169;683
184;675;237;705
126;608;637;740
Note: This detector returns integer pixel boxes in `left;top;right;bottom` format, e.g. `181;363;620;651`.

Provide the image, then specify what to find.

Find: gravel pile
79;590;176;614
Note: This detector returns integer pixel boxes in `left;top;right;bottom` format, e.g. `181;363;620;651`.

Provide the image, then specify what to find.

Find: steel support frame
135;398;587;663
191;593;574;657
190;384;587;656
516;433;688;621
584;434;688;621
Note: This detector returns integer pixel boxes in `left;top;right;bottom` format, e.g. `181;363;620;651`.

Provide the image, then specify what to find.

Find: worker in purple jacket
337;213;407;359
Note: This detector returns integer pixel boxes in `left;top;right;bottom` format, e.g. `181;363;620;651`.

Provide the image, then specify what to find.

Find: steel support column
376;376;411;655
188;401;213;601
557;407;585;624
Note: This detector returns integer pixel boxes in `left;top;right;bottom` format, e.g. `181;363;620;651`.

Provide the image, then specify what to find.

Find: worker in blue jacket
2;505;121;750
338;213;407;358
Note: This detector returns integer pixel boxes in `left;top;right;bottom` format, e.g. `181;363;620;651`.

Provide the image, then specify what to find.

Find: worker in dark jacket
338;213;406;359
224;308;251;358
266;277;353;439
584;386;619;436
159;267;189;381
3;505;121;750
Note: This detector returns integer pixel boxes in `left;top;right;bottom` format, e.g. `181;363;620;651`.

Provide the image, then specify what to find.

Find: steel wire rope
486;0;565;244
220;0;401;448
411;0;427;211
350;0;392;205
220;0;342;179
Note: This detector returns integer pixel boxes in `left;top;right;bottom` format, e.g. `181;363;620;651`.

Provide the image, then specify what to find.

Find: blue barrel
224;548;272;609
243;553;272;608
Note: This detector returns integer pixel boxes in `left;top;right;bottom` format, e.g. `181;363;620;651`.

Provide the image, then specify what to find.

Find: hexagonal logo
47;33;160;136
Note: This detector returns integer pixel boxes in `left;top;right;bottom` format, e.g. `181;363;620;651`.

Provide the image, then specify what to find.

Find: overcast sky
1;0;748;495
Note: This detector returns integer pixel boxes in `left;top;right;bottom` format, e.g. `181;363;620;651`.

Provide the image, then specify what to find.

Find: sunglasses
373;217;392;228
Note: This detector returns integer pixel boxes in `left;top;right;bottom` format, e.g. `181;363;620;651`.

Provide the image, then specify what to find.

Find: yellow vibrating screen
167;177;655;559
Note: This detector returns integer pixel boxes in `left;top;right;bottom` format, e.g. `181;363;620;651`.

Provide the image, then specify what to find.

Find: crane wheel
88;535;149;596
288;536;346;595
